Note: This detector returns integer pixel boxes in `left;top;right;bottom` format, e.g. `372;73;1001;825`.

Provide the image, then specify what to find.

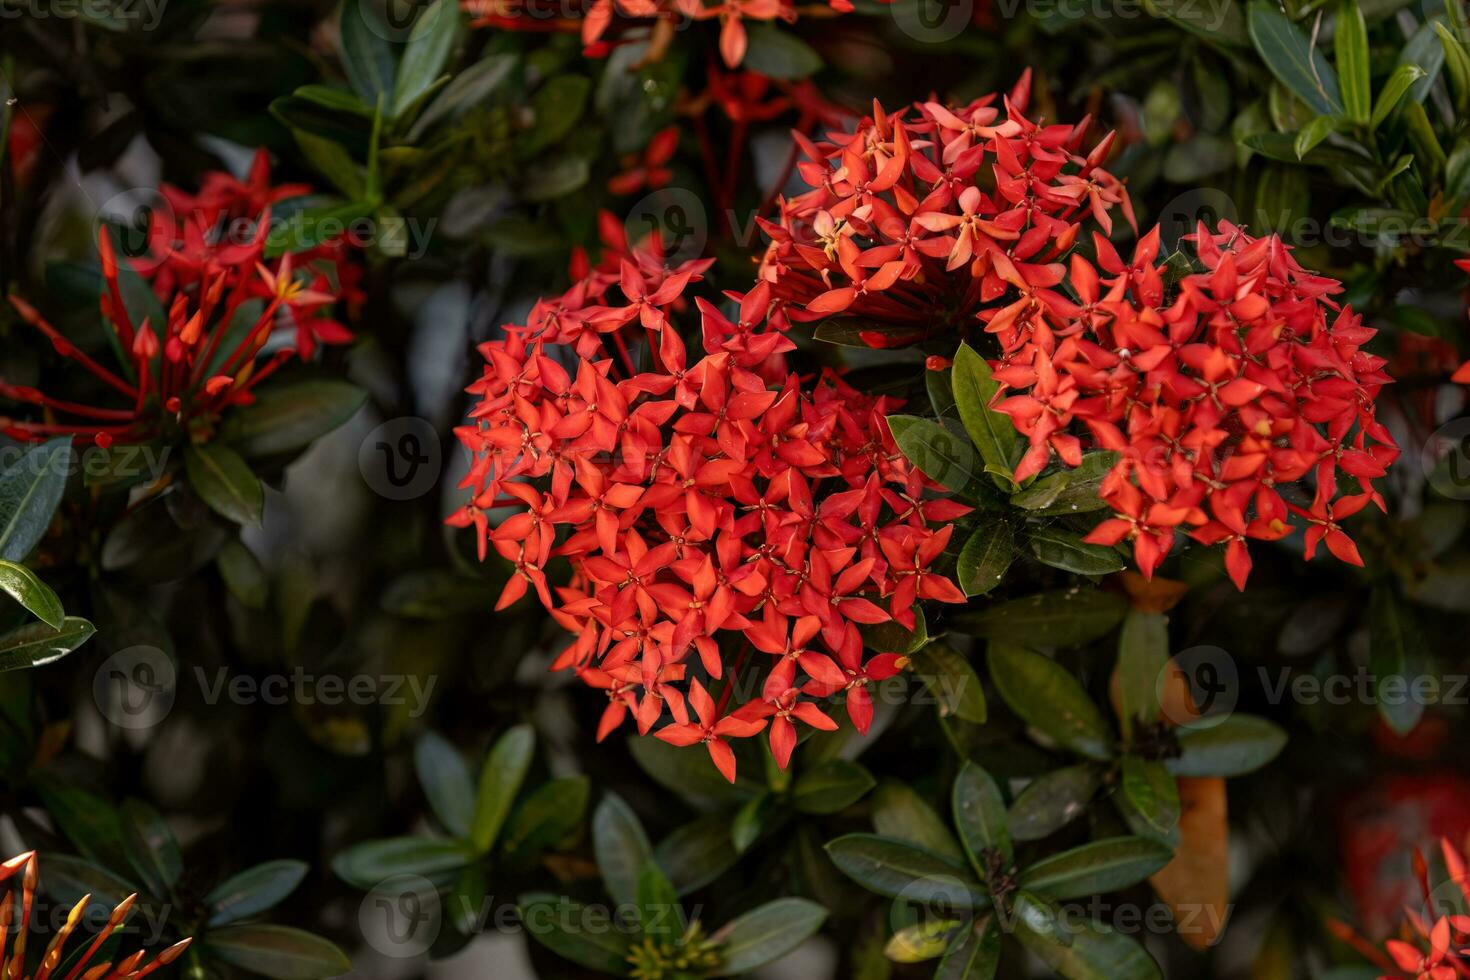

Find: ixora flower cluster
1331;835;1470;980
2;150;358;446
0;850;191;980
996;223;1399;589
464;0;871;67
757;80;1396;589
451;216;969;781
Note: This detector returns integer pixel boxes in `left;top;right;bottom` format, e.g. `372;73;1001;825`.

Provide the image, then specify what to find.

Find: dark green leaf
1169;715;1288;776
951;343;1019;491
1008;453;1117;515
1369;584;1429;735
953;589;1126;647
739;24;822;79
711;898;827;974
0;438;71;561
500;776;590;863
0;617;96;672
519;894;632;975
910;643;987;723
221;382;367;458
393;0;460;117
952;761;1011;873
520;75;590;157
1012;892;1162;980
654;814;739;896
824;835;989;908
1120;756;1180;837
415;731;475;838
121;799;182;897
1026;528;1124;576
205;925;353;980
635;861;682;936
409;53;517;139
593;793;654;909
471;723;534;851
0;560;63;628
988;643;1113;760
331;837;476;889
217;541;269;610
1116;609;1169;741
340;0;397;106
35;854;136;911
792;761;875;815
184;443;262;526
887;415;980;495
871;783;963;862
628;736;760;808
933;915;1001;980
1248;0;1343;114
1008;765;1103;842
956;523;1013;597
1018;837;1173;899
207;860;311;926
1335;0;1370;122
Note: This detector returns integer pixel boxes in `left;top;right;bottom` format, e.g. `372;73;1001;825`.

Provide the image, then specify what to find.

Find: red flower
1;153;356;445
452;213;968;781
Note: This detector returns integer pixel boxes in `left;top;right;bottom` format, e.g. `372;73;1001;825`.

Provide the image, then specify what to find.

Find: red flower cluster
464;0;870;67
988;221;1397;589
755;72;1135;345
452;215;968;781
2;150;359;446
1331;834;1470;980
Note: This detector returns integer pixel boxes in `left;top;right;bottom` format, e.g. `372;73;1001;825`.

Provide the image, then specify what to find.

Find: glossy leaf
0;617;96;672
471;723;534;851
910;643;987;724
1018;836;1173;899
415;731;475;838
951;343;1019;491
0;560;63;628
184;443;263;526
871;783;964;861
1027;527;1124;576
221;382;367;458
1120;756;1180;837
953;590;1126;647
1169;715;1288;776
205;925;352;980
825;835;989;908
1008;765;1103;842
1012;892;1162;979
0;438;71;561
393;0;460;117
710;898;827;974
792;760;876;815
1248;0;1343;114
933;915;1001;980
499;776;590;863
956;522;1013;597
988;643;1113;760
207;860;311;926
331;836;477;889
1335;0;1371;122
593;792;655;909
519;894;632;974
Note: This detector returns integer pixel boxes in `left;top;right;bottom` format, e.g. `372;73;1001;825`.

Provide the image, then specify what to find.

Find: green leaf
207;860;310;926
35;854;136;911
1373;63;1429;129
1369;584;1428;735
1435;21;1470;113
1142;0;1250;46
988;644;1113;761
0;438;71;561
655;814;739;895
184;443;263;526
1248;0;1343;114
824;835;989;908
933;915;1001;980
270;86;374;145
956;523;1014;597
871;783;964;862
711;898;828;974
331;837;477;888
951;343;1020;491
393;0;460;118
340;0;397;107
121;798;182;897
732;792;778;853
471;723;534;852
519;894;632;975
0;560;63;628
0;617;95;672
1012;892;1162;980
1026;528;1124;576
1120;756;1180;837
1018;837;1173;899
520;75;590;157
1169;715;1288;776
221;381;367;458
1008;452;1117;515
811;317;924;348
217;540;269;610
738;23;822;79
1008;765;1103;842
408;53;516;140
1294;114;1343;159
415;731;475;838
593;792;654;909
635;860;682;935
910;643;987;723
885;919;964;964
860;606;928;655
1335;0;1370;123
205;925;352;980
887;415;980;495
952;761;1011;874
792;760;876;815
499;776;590;863
952;590;1126;647
1116;609;1169;741
627;735;760;807
523;155;590;202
